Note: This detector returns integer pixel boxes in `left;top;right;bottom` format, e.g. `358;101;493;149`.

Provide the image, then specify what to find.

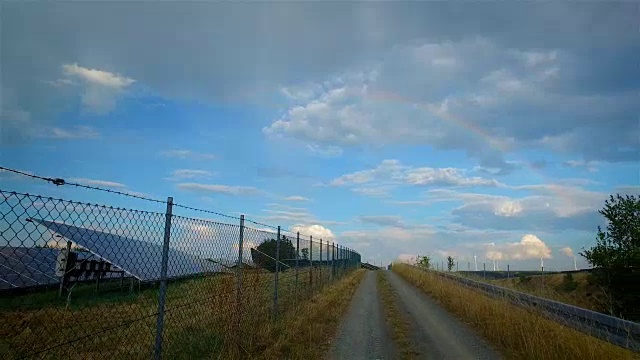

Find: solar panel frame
31;219;224;281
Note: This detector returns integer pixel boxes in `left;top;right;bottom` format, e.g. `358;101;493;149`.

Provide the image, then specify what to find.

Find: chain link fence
0;190;361;359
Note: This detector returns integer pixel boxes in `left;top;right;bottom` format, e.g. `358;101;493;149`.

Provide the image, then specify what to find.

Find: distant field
0;265;354;359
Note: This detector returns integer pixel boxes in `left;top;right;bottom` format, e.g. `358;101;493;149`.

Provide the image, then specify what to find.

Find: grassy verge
393;264;636;360
376;271;419;359
458;271;606;313
259;269;366;359
0;265;359;359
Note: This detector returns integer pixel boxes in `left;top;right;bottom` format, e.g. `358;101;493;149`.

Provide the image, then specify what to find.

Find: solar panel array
31;219;225;281
0;247;123;290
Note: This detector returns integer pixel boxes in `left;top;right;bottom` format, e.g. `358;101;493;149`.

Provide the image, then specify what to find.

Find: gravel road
328;271;397;360
384;270;502;359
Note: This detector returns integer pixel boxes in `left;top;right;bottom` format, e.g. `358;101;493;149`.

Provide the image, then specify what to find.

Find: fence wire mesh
0;190;361;359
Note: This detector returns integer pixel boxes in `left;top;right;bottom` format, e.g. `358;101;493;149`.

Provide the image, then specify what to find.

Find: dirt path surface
328;271;396;360
384;270;502;359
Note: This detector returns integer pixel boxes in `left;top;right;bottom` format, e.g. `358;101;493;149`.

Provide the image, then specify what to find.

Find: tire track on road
328;271;397;360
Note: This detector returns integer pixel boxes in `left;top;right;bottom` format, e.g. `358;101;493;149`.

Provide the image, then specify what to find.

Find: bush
518;274;532;284
557;273;579;292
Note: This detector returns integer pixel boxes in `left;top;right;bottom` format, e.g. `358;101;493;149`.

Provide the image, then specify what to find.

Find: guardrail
361;262;380;270
423;267;640;352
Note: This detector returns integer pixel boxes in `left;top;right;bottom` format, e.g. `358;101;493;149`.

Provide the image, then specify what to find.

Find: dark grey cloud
2;2;638;166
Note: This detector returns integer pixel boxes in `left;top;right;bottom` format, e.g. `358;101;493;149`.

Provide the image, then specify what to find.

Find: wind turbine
474;254;478;271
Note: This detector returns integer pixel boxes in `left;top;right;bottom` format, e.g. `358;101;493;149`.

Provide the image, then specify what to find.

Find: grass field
393;264;637;360
1;264;360;359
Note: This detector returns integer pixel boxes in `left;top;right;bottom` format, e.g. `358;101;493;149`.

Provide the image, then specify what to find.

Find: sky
1;2;638;270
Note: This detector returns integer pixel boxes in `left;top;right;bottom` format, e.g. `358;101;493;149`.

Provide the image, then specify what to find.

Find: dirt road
330;270;501;359
384;270;501;359
328;271;397;360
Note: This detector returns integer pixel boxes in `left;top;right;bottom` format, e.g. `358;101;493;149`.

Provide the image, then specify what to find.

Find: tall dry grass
0;264;359;359
393;264;637;360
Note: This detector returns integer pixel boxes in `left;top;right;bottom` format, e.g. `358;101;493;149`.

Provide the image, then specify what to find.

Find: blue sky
1;2;638;270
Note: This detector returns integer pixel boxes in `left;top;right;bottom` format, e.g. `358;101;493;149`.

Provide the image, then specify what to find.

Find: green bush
557;273;579;292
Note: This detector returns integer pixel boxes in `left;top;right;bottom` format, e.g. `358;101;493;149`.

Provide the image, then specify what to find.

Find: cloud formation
177;183;260;196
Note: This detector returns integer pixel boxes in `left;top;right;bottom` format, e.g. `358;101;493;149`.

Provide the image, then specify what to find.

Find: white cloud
306;144;343;157
505;234;552;260
61;63;135;114
67;177;127;189
329;159;500;189
177;183;261;196
404;167;501;187
167;169;214;181
62;63;135;88
160;150;217;160
486;251;504;261
560;247;574;257
284;196;311;202
352;186;391;198
358;215;405;228
563;159;599;172
264;37;638;169
290;224;335;240
41;126;100;140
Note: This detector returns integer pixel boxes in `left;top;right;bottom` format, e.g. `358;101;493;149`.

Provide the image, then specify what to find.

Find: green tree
301;248;309;261
251;235;297;272
447;256;455;271
417;255;431;269
581;194;640;319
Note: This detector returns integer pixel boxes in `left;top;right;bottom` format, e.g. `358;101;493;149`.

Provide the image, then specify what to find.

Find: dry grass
0;265;358;359
462;271;606;313
259;269;366;359
394;264;637;360
376;271;419;360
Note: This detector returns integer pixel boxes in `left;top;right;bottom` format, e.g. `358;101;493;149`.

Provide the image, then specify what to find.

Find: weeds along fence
0;189;361;359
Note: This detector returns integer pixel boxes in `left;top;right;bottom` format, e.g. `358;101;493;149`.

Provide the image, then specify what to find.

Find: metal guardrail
361;262;380;270
426;268;640;352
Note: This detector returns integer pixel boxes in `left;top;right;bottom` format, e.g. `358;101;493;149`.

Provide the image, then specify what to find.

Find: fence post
273;226;281;322
507;264;510;279
295;231;299;299
331;243;335;281
235;214;245;349
325;240;329;283
483;263;486;280
58;240;72;298
319;238;323;287
309;235;313;289
154;196;173;360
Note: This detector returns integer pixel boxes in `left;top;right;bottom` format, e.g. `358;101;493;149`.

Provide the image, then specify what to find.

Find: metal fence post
325;240;329;283
273;226;281;322
154;196;173;360
309;235;313;289
295;231;299;298
319;238;323;287
331;243;335;281
235;215;245;347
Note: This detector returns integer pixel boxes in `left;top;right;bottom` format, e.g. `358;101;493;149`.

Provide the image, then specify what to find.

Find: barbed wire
171;202;241;221
0;166;167;204
1;165;341;246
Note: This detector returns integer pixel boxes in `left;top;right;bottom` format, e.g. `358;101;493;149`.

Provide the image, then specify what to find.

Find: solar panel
0;247;124;290
31;219;224;281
